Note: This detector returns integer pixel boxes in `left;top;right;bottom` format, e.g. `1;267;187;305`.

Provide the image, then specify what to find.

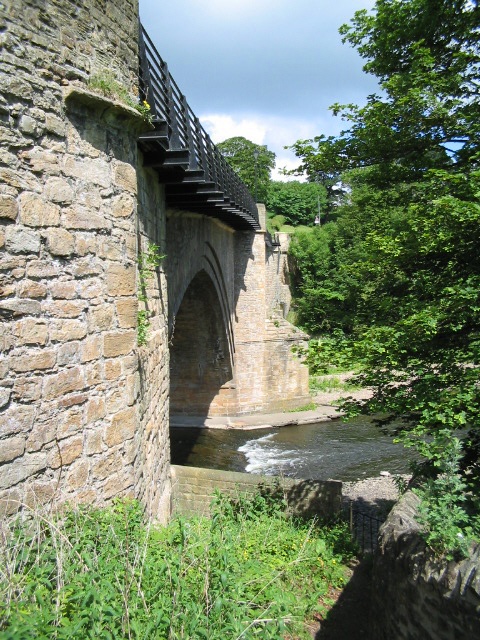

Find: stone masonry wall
0;0;171;520
370;491;480;640
171;464;342;520
265;232;292;319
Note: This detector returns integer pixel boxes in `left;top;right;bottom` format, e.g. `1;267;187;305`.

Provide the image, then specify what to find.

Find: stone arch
169;269;235;416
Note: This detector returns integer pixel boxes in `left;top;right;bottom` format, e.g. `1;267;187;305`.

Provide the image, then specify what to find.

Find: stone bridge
0;0;309;520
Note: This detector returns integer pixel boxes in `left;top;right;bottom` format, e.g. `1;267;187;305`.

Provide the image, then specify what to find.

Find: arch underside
169;269;235;416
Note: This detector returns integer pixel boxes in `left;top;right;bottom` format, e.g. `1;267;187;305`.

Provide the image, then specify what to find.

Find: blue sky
139;0;378;177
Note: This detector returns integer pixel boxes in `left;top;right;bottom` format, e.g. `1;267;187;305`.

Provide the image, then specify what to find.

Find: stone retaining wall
370;491;480;640
171;464;342;520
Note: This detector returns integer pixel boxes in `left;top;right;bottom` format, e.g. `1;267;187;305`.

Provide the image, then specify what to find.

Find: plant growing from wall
87;72;153;124
137;243;164;346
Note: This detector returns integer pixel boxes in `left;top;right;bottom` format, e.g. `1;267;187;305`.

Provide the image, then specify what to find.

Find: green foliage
87;73;153;123
412;435;480;558
137;243;164;346
266;181;327;227
0;496;354;639
287;0;480;552
217;137;275;202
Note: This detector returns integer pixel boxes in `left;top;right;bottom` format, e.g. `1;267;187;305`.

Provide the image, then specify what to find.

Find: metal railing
348;502;383;554
138;25;259;229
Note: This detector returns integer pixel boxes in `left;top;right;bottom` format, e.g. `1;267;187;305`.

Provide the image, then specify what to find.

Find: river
170;415;413;482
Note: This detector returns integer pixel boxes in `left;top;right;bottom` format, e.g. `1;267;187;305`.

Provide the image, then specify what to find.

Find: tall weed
0;493;353;639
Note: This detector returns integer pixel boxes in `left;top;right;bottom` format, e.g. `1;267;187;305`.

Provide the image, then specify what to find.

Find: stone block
63;155;110;188
50;319;87;342
43;366;84;400
45;228;75;256
85;397;106;423
5;226;41;254
88;306;113;334
12;377;43;402
63;207;112;230
25;418;55;452
0;281;16;297
26;260;59;279
49;280;77;299
112;193;134;218
17;279;47;299
104;358;122;380
0;387;11;409
122;353;139;375
1;404;35;436
114;162;137;194
14;318;48;345
0;298;42;318
70;257;102;277
77;278;103;300
44;177;74;204
11;348;56;372
66;459;89;490
19;115;38;136
104;407;136;447
0;195;18;220
43;300;86;318
22;150;60;174
106;263;136;296
0;487;22;517
57;341;80;366
85;362;102;386
80;335;102;362
0;452;47;490
0;435;24;464
75;233;97;256
49;435;83;468
57;407;83;439
92;449;122;481
115;298;138;328
103;330;136;357
19;193;60;227
85;429;103;455
44;114;66;137
98;237;124;261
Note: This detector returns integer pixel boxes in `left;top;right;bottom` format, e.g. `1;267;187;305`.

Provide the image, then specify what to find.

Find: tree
265;181;328;227
217;137;275;202
289;0;480;551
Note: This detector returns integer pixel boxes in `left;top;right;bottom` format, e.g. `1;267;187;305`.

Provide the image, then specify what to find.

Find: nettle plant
137;243;165;346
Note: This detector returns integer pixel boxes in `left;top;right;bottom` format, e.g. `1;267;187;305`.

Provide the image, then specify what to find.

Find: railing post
181;96;198;170
163;61;182;150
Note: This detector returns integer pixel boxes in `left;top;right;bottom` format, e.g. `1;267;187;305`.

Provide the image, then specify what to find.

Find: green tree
217;136;276;202
266;180;328;227
289;0;480;550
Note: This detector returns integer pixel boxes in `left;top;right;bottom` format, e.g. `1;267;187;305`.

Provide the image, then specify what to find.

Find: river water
170;415;413;482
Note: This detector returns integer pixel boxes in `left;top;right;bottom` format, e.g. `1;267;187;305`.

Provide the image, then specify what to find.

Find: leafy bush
0;494;354;639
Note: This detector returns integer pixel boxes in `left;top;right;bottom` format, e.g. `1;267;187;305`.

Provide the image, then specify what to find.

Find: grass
310;374;362;394
0;490;356;639
288;402;318;412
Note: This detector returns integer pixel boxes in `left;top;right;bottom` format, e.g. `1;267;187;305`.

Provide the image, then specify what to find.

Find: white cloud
200;112;341;181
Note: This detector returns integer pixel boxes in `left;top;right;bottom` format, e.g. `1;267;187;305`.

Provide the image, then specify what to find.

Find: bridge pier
167;204;310;418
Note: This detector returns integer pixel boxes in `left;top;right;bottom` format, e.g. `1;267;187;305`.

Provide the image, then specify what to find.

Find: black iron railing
348;502;383;554
138;25;259;231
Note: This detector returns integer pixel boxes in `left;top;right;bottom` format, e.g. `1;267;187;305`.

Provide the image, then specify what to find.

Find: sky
139;0;379;179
